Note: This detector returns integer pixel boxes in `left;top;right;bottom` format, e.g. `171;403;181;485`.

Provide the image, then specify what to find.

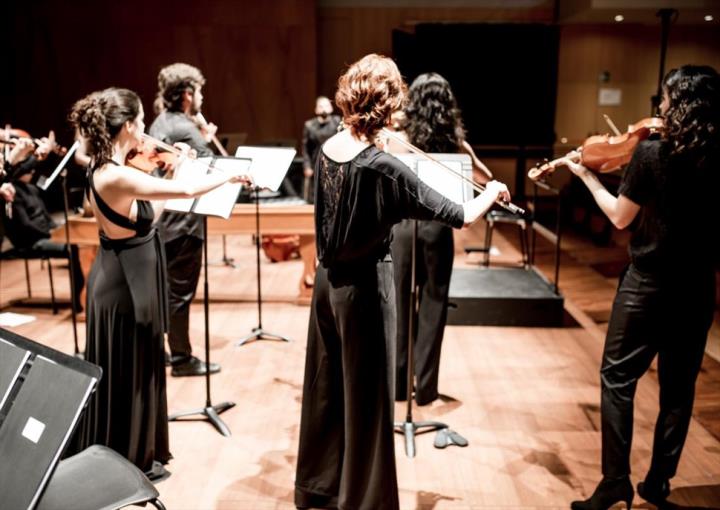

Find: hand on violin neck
7;137;34;165
172;142;196;160
34;131;57;161
557;151;588;177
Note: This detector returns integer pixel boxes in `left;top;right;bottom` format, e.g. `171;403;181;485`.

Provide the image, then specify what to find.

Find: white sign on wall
598;88;622;106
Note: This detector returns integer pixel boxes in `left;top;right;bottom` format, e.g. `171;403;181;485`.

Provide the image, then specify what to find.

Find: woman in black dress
295;54;511;510
69;88;248;477
388;72;493;406
562;66;720;509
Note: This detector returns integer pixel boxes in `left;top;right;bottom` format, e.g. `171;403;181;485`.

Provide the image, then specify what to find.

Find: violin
126;137;179;174
528;117;665;181
1;126;68;157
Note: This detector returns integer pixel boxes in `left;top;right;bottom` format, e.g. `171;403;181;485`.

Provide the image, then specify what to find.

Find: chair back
0;328;101;510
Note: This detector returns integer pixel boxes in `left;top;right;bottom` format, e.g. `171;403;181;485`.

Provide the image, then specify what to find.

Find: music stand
39;141;82;357
392;154;472;457
232;146;296;347
166;156;250;436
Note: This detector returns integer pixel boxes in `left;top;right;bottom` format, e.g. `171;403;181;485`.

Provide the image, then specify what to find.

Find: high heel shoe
637;476;670;506
571;477;634;510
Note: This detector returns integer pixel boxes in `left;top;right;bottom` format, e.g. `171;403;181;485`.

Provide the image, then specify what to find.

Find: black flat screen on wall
393;23;559;147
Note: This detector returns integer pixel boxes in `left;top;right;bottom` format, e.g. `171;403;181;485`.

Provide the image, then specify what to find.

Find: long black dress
295;145;464;510
75;163;171;474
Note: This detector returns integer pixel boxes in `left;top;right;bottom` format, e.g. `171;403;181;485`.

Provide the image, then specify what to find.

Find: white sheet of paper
37;140;81;191
417;160;466;204
0;312;36;327
164;157;205;213
234;146;296;192
395;154;472;204
192;158;251;218
164;157;252;218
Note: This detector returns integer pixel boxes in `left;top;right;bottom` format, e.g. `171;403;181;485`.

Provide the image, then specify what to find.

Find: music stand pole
235;185;291;346
169;215;235;436
394;218;450;457
60;169;81;358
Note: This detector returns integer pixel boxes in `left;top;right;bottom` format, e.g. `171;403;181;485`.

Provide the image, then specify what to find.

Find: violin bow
381;128;525;216
603;114;622;136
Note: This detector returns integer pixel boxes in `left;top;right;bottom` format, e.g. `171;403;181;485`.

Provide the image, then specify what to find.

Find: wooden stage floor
1;223;719;509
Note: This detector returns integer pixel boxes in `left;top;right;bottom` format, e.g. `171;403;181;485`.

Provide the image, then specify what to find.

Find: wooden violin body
126;139;179;173
528;117;664;181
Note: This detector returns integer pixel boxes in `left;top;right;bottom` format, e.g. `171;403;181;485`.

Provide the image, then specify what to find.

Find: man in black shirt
149;63;220;377
301;96;340;202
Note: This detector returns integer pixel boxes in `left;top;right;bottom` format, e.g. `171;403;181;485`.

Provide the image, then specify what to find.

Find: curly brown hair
663;65;720;166
156;63;206;113
335;54;407;140
69;88;142;168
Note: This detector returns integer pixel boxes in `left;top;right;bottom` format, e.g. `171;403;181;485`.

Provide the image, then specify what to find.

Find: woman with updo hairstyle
561;66;720;509
295;54;510;509
69;87;248;478
388;72;497;407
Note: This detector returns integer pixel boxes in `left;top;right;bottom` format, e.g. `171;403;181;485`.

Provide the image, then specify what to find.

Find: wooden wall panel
555;24;720;144
1;0;316;148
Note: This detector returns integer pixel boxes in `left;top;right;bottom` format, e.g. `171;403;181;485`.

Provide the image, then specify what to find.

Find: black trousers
601;264;714;480
295;260;399;510
164;235;203;359
391;220;454;405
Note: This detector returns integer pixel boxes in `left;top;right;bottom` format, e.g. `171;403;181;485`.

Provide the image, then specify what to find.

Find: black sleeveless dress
75;162;171;474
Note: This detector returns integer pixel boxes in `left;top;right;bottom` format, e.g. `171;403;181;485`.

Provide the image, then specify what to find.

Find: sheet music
234;146;296;192
395;153;473;204
164;156;251;218
192;157;251;218
37;140;81;191
163;157;205;213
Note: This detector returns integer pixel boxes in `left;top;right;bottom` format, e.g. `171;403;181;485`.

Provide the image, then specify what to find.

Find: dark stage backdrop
0;0;316;149
393;23;559;147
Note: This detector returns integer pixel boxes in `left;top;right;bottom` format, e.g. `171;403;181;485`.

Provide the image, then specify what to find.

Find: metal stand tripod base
394;420;448;458
169;401;236;437
235;327;291;346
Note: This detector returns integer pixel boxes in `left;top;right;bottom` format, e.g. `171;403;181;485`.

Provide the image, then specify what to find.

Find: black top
302;115;342;170
3;181;55;249
315;145;464;283
88;162;154;237
619;139;719;275
149;111;213;241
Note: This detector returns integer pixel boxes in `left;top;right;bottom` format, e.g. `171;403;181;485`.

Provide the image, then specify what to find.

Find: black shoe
637;476;670;506
571;477;633;510
144;461;171;482
171;356;221;377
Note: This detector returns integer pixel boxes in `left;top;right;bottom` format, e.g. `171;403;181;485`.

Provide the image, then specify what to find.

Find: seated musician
2;133;84;311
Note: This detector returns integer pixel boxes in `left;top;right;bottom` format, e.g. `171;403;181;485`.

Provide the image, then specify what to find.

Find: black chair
0;328;166;510
0;246;58;314
480;209;530;267
37;445;166;510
